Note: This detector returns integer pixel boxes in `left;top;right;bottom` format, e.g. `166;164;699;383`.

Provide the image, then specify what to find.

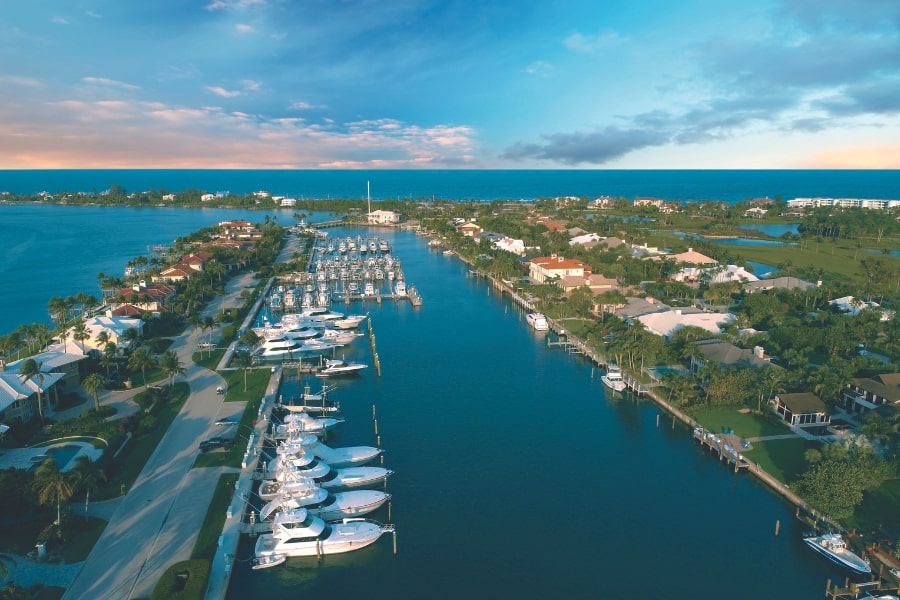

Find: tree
18;358;46;422
71;317;90;353
32;458;74;527
120;327;140;352
234;350;254;392
128;347;157;388
68;455;106;516
81;373;106;412
160;350;185;388
100;342;119;380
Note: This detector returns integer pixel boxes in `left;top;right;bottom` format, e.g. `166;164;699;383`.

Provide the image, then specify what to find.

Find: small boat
254;509;393;560
394;281;407;296
251;553;287;570
803;533;871;574
525;313;549;331
274;412;343;437
601;364;628;393
318;359;368;377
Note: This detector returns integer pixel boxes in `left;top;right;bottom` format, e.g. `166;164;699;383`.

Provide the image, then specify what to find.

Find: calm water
224;226;839;599
2;168;900;202
0;191;861;598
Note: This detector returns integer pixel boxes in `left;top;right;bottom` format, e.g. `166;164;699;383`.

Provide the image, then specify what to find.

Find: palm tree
120;327;140;353
68;455;106;516
95;330;110;353
234;350;254;392
82;373;106;412
128;347;157;388
32;458;74;527
18;358;46;422
71;317;90;353
100;342;119;380
160;350;185;388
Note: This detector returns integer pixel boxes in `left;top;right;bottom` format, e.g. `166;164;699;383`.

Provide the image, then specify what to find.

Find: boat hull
255;519;388;558
803;535;871;574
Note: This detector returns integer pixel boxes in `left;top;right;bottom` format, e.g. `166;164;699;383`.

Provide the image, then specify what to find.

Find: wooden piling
393;530;398;555
775;520;780;536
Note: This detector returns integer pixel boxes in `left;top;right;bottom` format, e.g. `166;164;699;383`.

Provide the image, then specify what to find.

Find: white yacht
394;281;407;296
601;364;628;393
254;508;393;563
803;533;871;575
318;359;368;377
363;282;376;296
274;412;344;437
277;432;383;468
525;312;549;331
253;337;304;359
265;459;393;491
332;314;367;329
278;432;383;468
259;483;391;522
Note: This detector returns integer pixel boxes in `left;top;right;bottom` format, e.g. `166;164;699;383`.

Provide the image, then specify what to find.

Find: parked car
214;417;238;427
199;437;234;452
198;341;216;349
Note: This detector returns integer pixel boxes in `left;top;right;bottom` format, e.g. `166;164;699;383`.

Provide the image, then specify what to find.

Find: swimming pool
646;365;691;381
30;444;83;471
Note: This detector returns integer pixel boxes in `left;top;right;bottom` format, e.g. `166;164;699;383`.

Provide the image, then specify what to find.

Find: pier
692;427;751;472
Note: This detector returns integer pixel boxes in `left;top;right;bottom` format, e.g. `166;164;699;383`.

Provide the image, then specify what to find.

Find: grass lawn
692;406;792;438
730;241;900;282
743;437;820;484
97;382;190;500
59;516;107;562
191;473;239;560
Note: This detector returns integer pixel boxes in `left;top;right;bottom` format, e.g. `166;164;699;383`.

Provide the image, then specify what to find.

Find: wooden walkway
692;428;751;472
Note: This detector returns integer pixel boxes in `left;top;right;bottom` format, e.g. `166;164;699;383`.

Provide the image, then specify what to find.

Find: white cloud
524;61;551;77
235;23;254;34
563;30;624;53
205;86;241;98
82;77;141;91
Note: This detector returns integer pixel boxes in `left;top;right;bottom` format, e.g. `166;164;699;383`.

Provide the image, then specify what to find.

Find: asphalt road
62;273;254;600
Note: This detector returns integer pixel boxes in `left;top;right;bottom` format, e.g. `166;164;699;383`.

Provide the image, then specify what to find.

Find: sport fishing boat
253;508;393;565
803;532;871;574
601;364;628;393
525;312;549;331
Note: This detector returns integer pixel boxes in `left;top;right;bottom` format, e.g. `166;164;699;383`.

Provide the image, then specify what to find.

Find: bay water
0;170;887;598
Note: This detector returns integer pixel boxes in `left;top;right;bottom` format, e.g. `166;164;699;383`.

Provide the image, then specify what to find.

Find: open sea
1;170;893;599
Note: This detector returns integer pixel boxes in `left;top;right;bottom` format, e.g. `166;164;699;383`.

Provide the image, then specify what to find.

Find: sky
2;0;900;170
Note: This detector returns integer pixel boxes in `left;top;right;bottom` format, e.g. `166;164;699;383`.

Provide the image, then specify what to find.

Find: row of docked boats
251;308;368;360
251;398;395;568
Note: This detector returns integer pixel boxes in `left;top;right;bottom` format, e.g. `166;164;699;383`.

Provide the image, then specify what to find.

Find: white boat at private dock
525;313;549;331
394;281;407;296
601;364;628;393
274;412;343;437
802;533;871;574
254;508;393;562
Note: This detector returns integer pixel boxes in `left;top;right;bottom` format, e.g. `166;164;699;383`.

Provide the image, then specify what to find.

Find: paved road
62;272;256;600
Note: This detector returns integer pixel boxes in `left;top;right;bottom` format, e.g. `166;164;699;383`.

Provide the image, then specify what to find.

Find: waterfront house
637;309;733;340
367;210;400;224
689;339;776;373
557;273;619;295
0;346;85;422
81;316;144;354
842;373;900;415
742;277;818;294
613;297;670;320
456;222;483;238
773;392;831;430
528;255;589;284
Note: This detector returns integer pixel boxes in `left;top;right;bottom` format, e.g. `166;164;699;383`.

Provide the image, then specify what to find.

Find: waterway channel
224;225;842;599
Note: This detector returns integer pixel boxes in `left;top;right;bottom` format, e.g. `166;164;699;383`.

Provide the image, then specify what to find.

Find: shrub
151;559;211;600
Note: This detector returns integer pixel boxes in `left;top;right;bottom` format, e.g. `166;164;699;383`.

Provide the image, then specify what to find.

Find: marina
0;193;893;597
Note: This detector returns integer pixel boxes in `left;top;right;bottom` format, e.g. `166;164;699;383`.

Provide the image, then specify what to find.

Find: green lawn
97;383;190;500
191;473;239;560
692;406;792;438
743;437;820;484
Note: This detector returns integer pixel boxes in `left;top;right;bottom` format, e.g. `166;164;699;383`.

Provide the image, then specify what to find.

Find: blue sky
2;0;899;169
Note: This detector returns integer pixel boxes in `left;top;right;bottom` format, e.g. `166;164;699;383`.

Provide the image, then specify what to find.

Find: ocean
2;168;899;203
0;171;888;598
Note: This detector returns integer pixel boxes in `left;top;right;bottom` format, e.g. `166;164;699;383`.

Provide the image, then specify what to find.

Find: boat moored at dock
526;312;549;331
802;533;871;575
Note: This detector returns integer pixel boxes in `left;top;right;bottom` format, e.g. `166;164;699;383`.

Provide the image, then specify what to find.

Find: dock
692;427;751;472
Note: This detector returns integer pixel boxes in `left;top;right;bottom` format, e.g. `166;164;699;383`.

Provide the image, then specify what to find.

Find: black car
199;436;234;452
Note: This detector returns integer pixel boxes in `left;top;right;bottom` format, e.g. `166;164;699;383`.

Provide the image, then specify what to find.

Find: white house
493;237;527;255
637;309;733;339
367;210;400;224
